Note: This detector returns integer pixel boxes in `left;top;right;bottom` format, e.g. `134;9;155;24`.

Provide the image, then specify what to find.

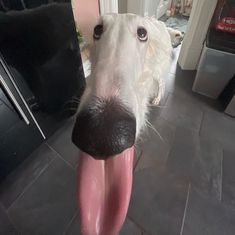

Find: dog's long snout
72;98;136;159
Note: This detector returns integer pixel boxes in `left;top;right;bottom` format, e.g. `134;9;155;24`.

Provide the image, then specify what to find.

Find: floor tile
0;121;43;181
135;117;175;172
0;204;18;235
133;147;142;170
165;70;196;100
120;217;142;235
47;118;80;168
64;213;81;235
64;214;142;235
166;126;200;178
200;108;235;151
0;144;56;209
222;149;235;206
170;66;196;92
191;138;223;201
160;93;203;133
128;168;189;235
148;114;176;147
8;157;77;235
182;188;235;235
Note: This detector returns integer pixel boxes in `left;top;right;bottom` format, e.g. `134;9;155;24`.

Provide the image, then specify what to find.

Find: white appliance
193;0;235;99
193;45;235;99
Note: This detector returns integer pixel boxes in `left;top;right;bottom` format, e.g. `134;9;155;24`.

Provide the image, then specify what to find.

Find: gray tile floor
1;46;235;235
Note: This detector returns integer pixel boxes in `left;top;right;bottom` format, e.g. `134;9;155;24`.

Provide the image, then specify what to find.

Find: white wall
72;0;100;41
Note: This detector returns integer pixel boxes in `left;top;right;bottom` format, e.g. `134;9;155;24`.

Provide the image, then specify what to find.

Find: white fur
79;14;177;138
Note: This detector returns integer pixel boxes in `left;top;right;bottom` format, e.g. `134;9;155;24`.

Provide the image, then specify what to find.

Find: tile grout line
158;114;199;136
198;110;205;137
220;148;224;202
160;90;205;135
180;183;191;235
127;215;150;235
62;210;78;235
7;154;56;212
0;203;19;234
133;150;143;172
5;212;20;235
45;142;77;171
165;122;177;164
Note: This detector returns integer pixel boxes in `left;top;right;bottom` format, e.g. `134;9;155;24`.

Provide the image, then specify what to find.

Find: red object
216;17;235;33
213;0;235;34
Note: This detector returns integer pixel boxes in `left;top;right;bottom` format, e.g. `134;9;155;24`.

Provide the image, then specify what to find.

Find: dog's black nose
72;98;136;159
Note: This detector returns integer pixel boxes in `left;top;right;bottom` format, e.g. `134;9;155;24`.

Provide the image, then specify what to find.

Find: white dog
72;14;183;235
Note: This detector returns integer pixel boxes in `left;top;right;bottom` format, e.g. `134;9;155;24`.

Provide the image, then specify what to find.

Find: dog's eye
93;24;103;40
137;27;148;42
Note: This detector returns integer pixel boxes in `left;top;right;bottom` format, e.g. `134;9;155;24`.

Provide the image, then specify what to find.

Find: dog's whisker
65;107;78;111
145;120;165;142
64;99;81;105
71;101;80;104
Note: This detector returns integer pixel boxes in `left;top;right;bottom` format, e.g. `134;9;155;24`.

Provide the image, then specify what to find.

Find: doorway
159;0;193;34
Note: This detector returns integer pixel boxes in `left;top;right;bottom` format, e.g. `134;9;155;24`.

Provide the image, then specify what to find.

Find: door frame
99;0;118;15
178;0;218;70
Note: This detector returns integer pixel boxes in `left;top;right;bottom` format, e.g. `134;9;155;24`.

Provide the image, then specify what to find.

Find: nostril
72;98;136;159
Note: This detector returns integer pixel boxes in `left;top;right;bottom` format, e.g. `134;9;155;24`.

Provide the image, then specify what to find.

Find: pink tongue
77;147;134;235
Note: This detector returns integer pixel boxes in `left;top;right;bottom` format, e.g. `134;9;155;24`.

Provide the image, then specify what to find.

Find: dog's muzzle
72;98;136;159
